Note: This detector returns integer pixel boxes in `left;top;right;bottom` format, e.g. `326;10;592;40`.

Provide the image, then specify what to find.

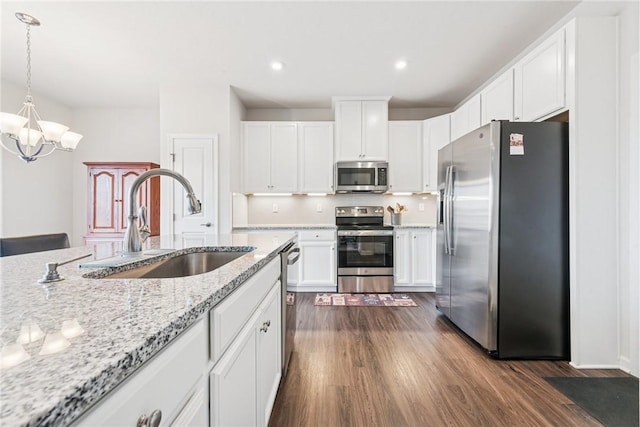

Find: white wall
615;2;639;376
245;107;453;121
242;194;437;226
229;88;246;194
0;80;75;239
70;107;160;245
159;80;233;234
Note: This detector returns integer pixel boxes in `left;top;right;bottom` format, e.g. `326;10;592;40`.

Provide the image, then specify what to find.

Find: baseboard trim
394;286;435;293
569;361;622;370
288;286;337;293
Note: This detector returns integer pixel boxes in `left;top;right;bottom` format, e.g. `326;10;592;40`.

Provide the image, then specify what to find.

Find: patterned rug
314;293;418;307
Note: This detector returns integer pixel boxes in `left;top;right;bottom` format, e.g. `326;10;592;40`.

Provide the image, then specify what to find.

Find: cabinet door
388;121;422;192
394;231;411;285
451;94;481;141
270;123;298;192
210;318;258;427
481;69;514;125
170;383;208;427
119;168;148;233
299;241;335;286
361;101;389;160
257;283;282;427
334;101;363;161
423;114;451;192
243;123;271;193
299;123;334;193
514;28;565;121
89;168;119;234
411;230;433;285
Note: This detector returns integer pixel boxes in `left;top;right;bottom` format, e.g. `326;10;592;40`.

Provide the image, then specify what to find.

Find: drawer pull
137;409;162;427
260;320;271;333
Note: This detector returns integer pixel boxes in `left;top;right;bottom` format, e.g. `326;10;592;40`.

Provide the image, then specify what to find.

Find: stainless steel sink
102;250;249;279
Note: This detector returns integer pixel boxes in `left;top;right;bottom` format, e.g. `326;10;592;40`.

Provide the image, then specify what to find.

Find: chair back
0;233;71;257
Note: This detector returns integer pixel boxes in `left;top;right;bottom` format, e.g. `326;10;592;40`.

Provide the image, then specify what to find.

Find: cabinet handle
200;222;212;227
514;116;520;120
260;321;270;333
137;409;162;427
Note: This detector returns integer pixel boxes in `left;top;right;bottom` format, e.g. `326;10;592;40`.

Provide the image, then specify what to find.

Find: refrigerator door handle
448;166;455;255
443;166;451;254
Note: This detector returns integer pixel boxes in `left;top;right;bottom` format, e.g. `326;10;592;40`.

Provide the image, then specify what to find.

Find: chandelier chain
25;22;32;100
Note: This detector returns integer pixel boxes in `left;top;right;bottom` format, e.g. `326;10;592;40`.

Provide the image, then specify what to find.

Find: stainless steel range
336;206;394;293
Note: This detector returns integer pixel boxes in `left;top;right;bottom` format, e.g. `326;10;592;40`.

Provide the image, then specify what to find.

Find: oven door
337;230;393;276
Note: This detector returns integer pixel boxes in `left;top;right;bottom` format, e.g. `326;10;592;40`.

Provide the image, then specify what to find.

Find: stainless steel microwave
334;161;388;193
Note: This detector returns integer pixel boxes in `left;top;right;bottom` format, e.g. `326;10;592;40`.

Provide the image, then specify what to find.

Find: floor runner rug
545;377;639;427
314;293;418;307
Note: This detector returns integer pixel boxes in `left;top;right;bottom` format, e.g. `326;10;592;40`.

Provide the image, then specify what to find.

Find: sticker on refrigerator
509;133;524;155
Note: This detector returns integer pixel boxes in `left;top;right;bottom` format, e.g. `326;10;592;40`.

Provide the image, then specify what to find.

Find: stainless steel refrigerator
436;120;569;359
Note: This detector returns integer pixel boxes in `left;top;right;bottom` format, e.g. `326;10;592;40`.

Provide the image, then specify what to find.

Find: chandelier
0;13;83;163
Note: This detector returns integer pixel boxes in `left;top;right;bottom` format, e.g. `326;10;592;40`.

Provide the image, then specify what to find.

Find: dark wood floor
269;292;631;427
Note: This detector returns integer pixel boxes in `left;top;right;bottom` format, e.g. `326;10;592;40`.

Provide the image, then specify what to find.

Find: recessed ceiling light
395;60;408;70
271;61;284;71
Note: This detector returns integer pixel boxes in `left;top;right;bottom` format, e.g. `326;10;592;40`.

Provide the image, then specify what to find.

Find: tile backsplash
234;193;437;226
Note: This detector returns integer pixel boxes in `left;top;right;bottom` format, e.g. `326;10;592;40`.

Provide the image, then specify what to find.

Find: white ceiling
0;1;589;110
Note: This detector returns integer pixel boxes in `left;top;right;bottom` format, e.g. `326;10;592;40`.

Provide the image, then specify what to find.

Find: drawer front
210;257;280;363
299;229;335;241
75;319;207;426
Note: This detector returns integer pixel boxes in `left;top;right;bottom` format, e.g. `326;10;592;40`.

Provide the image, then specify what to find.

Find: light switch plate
316;203;323;213
419;203;425;211
272;203;278;213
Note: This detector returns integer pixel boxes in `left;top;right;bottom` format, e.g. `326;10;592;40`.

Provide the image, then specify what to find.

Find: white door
170;135;218;246
361;100;389;160
269;123;298;192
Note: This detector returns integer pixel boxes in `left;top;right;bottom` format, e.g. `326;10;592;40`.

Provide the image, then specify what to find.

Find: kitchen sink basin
100;250;249;279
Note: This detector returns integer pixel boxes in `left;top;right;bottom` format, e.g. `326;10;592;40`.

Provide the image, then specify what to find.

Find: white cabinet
514;27;565;121
394;228;435;290
481;69;514;125
335;99;389;161
74;320;208;427
299;122;334;193
243;122;298;193
450;93;481;141
423;114;451;192
388;121;423;193
210;258;282;427
296;230;336;291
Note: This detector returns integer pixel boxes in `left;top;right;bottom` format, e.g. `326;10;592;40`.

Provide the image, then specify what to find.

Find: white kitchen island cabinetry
388;121;423;193
210;257;282;427
299;122;334;193
514;27;565;122
74;319;208;426
394;228;435;292
423;114;451;192
334;99;389;161
243;122;298;193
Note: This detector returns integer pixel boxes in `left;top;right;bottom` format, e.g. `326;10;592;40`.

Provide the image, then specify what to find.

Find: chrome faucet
123;168;202;254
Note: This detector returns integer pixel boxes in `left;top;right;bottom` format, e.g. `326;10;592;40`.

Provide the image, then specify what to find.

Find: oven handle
286;247;300;265
337;230;394;237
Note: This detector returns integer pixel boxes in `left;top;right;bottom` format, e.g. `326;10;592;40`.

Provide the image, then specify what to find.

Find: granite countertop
0;232;295;427
234;224;336;231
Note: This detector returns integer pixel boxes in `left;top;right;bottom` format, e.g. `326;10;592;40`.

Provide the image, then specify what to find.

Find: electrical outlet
316;203;323;213
272;203;278;213
419;203;425;211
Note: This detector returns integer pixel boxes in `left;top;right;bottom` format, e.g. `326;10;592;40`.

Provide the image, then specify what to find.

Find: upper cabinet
298;122;334;193
388;121;423;193
450;93;481;141
514;27;565;122
481;69;514;125
423;114;451;192
334;98;389;161
243;122;298;193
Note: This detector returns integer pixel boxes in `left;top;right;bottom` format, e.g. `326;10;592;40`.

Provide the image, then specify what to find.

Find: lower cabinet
210;257;282;427
394;229;435;291
74;319;208;426
296;230;336;292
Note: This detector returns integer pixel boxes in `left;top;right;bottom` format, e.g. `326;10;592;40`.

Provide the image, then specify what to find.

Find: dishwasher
280;241;300;377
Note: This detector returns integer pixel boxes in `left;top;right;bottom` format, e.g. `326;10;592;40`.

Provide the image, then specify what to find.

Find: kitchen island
0;232;295;426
